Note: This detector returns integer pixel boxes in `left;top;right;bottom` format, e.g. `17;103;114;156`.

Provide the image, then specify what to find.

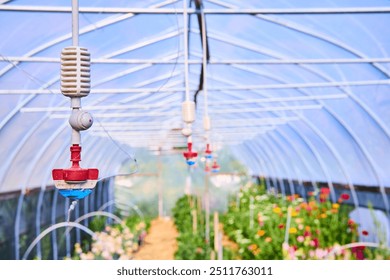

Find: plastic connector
182;101;195;123
69;109;93;131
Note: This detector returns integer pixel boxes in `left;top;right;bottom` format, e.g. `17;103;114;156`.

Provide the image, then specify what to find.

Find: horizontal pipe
210;104;322;114
2;6;390;14
19;94;345;113
3;79;389;95
2;56;390;64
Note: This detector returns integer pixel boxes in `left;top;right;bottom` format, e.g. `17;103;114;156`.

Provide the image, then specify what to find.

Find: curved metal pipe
22;222;96;260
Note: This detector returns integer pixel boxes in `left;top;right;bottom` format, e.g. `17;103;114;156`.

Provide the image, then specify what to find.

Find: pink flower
297;236;304;243
310;238;319;248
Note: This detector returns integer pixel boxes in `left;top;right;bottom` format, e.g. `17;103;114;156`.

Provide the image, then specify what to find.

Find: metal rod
210;104;322;114
20;94;343;112
3;79;388;95
72;0;79;46
183;0;190;101
3;56;390;64
2;6;390;14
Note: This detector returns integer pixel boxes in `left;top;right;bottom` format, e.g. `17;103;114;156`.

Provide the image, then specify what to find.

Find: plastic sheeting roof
0;0;390;198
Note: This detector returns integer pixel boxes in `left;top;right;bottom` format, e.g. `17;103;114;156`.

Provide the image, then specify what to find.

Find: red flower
278;224;285;229
320;188;330;195
311;238;319;248
308;191;315;196
341;193;350;200
362;230;369;236
348;219;355;226
351;246;365;260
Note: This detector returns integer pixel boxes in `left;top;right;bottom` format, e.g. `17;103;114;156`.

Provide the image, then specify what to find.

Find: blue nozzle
59;189;92;200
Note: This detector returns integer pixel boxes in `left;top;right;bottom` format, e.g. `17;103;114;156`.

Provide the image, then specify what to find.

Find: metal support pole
205;172;210;244
72;0;79;46
183;0;190;101
158;151;163;218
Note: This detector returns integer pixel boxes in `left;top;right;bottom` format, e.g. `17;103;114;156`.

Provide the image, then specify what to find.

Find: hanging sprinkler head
211;160;220;173
51;0;98;199
183;142;198;166
204;143;213;159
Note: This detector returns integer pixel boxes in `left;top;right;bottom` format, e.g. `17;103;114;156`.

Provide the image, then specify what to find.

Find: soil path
134;217;178;260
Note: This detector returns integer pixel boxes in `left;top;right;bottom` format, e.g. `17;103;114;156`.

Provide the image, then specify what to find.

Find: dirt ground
133;217;178;260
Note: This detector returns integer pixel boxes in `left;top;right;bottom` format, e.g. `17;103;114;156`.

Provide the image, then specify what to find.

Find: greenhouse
1;0;390;262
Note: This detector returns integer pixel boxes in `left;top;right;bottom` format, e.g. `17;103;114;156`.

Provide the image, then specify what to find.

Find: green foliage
172;195;214;260
222;182;390;260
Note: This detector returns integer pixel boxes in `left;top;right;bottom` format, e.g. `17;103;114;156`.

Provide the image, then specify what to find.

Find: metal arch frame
207;0;390;78
0;0;386;141
232;142;263;178
244;141;287;196
235;140;278;193
203;47;381;206
193;35;390;161
219;63;388;212
203;73;340;201
274;129;319;194
0;0;386;217
22;222;96;260
236;144;274;192
190;24;390;154
199;4;390;165
0;0;181;76
259;135;296;196
250;140;290;197
193;49;390;175
266;132;306;193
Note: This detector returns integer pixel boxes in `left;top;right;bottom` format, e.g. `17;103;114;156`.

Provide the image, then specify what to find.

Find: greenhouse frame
0;0;390;261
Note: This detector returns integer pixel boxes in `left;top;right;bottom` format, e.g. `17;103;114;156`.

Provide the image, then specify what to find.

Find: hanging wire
0;54;57;91
201;10;209;118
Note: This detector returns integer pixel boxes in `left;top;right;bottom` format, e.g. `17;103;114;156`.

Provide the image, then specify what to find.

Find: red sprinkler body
183;142;198;166
52;145;99;199
53;144;98;184
204;143;212;159
211;160;220;173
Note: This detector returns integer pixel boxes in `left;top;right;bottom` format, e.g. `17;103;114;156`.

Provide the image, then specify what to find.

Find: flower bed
222;182;390;260
72;215;150;260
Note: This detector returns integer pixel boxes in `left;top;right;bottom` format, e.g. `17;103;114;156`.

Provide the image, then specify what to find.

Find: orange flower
309;201;317;207
248;244;258;251
320;213;327;219
300;202;308;210
257;230;266;237
265;237;272;243
305;226;311;232
332;203;340;209
253;248;261;256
